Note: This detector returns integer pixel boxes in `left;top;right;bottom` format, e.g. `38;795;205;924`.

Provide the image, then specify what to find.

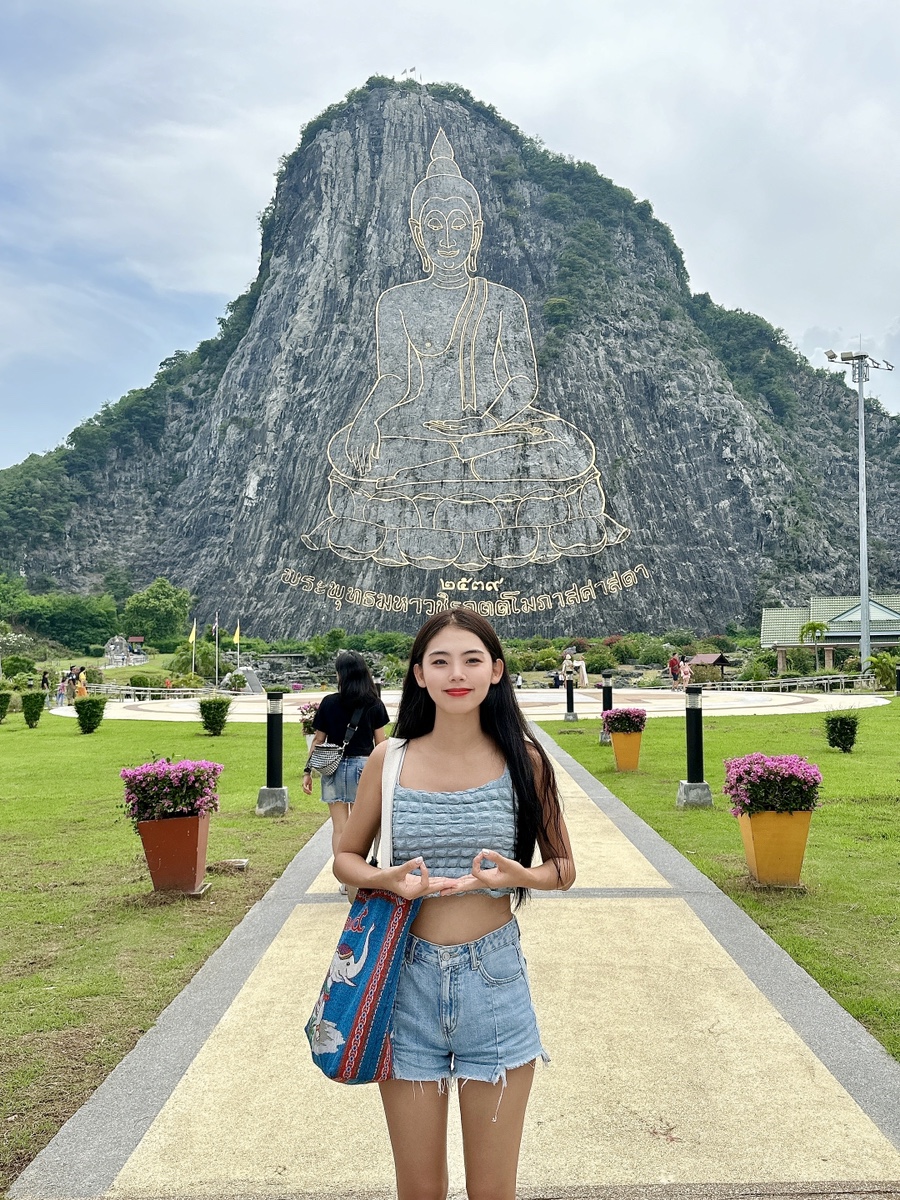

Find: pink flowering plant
723;753;822;818
299;701;319;735
602;707;647;734
121;758;223;829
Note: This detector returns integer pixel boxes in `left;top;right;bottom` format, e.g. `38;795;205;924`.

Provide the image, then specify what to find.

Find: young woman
334;611;575;1200
302;651;389;864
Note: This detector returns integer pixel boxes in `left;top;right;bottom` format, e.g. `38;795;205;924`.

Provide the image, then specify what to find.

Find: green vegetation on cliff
0;257;271;575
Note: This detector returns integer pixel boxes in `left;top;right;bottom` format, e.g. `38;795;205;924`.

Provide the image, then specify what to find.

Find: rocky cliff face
4;79;899;636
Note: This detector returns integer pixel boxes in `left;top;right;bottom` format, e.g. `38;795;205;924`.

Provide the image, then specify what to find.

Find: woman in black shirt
302;651;389;866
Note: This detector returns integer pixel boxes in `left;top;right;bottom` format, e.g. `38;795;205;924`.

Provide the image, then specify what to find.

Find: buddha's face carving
410;195;483;276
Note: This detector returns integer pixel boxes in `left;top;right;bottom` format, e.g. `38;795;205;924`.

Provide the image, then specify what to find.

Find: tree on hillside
9;591;117;653
170;639;216;680
103;567;135;609
123;578;191;645
798;620;829;673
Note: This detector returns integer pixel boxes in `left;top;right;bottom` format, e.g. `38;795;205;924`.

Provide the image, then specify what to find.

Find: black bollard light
564;676;577;721
601;670;614;712
256;690;289;816
677;685;712;807
600;669;614;744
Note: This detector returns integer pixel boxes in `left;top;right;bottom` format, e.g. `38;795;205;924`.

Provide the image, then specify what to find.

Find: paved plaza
50;686;890;724
11;729;900;1200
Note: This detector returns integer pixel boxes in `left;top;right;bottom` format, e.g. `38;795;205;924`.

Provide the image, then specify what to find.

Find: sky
1;0;899;470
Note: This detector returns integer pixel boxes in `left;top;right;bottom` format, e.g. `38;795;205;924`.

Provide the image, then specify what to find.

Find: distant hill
1;77;897;636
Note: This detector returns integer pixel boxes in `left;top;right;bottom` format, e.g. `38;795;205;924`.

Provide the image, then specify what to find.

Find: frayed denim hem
393;1051;550;1121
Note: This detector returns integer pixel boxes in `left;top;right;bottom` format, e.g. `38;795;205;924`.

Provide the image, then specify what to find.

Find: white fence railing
702;673;876;694
87;684;220;701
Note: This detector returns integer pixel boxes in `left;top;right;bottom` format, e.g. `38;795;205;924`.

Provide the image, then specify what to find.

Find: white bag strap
376;737;407;869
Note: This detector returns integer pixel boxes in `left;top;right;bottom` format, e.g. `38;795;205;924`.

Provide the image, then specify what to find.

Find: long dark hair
394;610;565;906
335;650;379;711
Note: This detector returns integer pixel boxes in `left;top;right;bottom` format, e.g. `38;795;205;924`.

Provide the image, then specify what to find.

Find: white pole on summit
215;611;220;688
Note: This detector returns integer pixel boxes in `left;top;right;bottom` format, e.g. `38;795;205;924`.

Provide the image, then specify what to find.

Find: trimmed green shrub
229;673;246;691
87;644;105;658
824;712;859;754
74;696;107;734
170;672;205;687
199;696;231;736
0;691;10;722
584;646;616;673
21;692;45;728
1;654;36;679
687;664;720;684
84;666;104;685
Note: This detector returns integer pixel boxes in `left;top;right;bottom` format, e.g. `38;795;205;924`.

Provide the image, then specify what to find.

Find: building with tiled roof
760;594;900;671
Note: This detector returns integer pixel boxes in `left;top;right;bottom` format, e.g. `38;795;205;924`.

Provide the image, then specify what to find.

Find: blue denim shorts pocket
319;756;367;805
475;942;524;986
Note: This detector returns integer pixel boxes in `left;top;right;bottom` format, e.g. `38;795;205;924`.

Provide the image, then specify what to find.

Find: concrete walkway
11;734;900;1200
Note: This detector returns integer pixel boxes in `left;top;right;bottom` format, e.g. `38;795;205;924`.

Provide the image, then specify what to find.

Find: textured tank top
391;761;517;898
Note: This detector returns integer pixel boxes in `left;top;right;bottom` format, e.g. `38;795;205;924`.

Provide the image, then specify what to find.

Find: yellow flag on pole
188;619;197;645
234;620;240;646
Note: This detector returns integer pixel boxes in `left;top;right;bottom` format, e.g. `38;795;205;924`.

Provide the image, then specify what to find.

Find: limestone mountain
2;77;898;636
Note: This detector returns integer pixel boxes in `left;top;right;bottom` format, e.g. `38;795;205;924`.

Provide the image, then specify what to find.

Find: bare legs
379;1063;535;1200
328;801;351;859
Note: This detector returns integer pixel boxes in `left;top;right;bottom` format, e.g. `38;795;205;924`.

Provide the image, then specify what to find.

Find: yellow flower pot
610;730;642;771
738;810;812;887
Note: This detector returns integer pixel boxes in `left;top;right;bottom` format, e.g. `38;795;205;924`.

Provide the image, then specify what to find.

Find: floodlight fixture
824;346;880;667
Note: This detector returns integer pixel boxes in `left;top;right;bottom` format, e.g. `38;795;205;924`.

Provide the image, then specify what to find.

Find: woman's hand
438;849;529;895
302;771;313;795
381;857;455;900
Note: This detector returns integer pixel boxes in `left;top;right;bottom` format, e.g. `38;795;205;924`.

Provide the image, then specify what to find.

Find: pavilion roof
761;594;900;646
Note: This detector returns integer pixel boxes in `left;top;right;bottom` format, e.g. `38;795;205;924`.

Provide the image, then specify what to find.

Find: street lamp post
824;350;893;668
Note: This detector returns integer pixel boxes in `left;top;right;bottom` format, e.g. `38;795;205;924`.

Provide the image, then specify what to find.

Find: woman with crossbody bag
302;651;389;871
333;612;575;1200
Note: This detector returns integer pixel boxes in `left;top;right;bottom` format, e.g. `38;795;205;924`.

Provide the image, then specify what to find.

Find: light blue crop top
391;767;517;898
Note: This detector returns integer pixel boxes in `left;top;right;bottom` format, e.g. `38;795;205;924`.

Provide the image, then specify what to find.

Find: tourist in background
40;671;51;708
302;650;389;877
680;657;693;689
54;674;67;708
668;652;680;690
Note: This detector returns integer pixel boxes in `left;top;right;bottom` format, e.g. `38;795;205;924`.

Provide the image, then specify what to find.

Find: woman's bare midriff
410;892;513;945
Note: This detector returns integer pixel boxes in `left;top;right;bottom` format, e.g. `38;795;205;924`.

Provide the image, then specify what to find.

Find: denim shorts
319;756;367;805
391;918;547;1086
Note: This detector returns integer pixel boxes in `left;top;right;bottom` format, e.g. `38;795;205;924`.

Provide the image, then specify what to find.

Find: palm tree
866;650;899;690
798;620;830;673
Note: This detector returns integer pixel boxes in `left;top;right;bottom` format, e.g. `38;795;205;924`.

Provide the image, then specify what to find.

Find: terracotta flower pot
137;813;210;894
738;810;812;887
610;730;642;771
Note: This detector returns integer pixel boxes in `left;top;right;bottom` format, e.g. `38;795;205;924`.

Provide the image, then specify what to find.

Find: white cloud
2;0;900;470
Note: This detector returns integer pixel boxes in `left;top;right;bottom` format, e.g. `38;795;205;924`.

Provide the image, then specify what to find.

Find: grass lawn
0;711;325;1193
541;698;900;1064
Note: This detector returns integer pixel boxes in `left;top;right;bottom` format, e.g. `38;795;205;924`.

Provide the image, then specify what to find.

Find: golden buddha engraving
303;129;629;571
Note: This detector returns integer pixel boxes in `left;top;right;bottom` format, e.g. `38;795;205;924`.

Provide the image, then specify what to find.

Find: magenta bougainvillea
299;701;319;735
602;707;647;734
121;759;223;828
723;753;822;818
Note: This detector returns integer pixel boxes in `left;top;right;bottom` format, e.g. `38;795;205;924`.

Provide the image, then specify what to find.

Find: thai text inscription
279;564;650;618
